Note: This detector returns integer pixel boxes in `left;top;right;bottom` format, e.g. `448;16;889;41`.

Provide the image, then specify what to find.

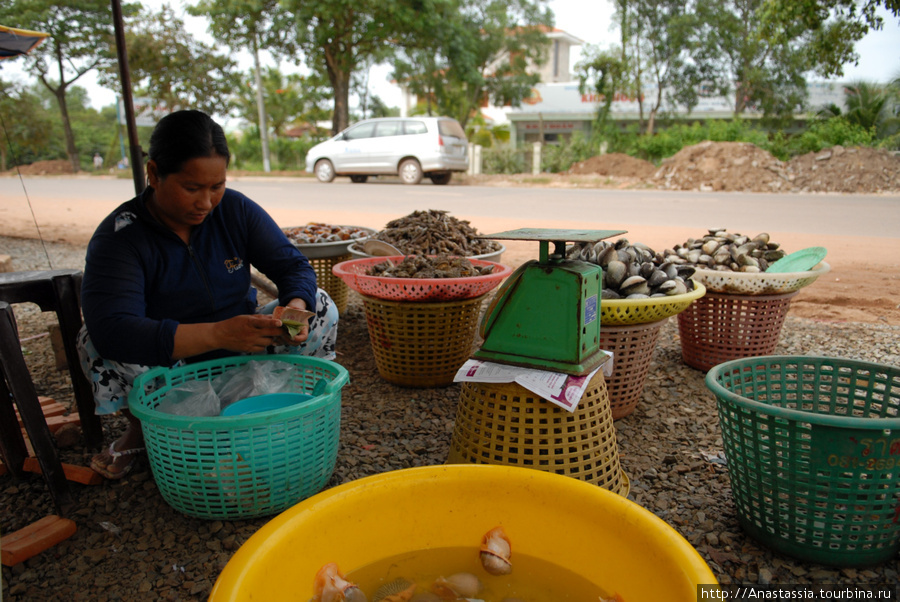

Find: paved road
1;176;898;241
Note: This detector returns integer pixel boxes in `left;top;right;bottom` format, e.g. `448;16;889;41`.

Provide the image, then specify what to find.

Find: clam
570;239;698;297
620;275;649;296
431;573;482;599
595;244;618;267
647;269;669;288
480;526;512;576
313;563;368;602
667;229;789;273
604;260;627;289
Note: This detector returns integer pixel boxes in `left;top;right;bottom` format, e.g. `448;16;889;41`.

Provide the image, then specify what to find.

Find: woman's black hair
147;109;230;178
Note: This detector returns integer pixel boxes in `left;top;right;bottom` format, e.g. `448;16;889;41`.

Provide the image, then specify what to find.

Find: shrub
482;142;525;174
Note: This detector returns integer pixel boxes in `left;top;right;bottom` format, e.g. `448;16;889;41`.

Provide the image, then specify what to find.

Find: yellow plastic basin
210;464;718;601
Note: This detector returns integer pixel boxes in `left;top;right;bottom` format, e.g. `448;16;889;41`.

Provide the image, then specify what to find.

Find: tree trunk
55;88;79;174
50;45;79;173
251;35;272;173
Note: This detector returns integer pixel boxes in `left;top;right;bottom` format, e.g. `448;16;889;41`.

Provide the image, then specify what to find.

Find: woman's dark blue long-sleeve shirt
81;186;317;366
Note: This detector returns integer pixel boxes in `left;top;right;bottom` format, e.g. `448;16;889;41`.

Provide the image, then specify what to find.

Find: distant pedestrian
93;153;103;170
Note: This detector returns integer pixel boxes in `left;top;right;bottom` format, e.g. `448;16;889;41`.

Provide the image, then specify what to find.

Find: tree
0;0;139;172
574;45;628;131
758;0;900;78
187;0;290;171
279;0;424;134
392;0;554;129
98;5;240;118
623;0;699;135
233;67;332;136
0;80;56;171
691;0;811;120
842;80;899;136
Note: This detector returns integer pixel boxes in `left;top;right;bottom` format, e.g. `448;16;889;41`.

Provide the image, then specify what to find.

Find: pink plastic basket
332;256;512;302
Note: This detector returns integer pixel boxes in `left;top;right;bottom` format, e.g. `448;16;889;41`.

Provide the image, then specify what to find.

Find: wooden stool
0;270;102;447
0;301;73;514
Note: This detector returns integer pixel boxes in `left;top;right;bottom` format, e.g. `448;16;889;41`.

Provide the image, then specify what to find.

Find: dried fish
366;254;493;279
370;210;500;256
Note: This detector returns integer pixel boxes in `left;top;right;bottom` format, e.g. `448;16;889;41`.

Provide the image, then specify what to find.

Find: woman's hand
172;314;284;359
216;314;287;352
273;298;311;346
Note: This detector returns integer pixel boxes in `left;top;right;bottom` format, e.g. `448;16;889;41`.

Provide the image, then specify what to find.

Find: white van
305;117;469;185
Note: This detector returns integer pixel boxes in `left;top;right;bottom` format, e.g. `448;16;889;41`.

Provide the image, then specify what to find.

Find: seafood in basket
660;228;787;272
366;209;502;257
568;238;697;299
283;223;372;244
366;254;495;279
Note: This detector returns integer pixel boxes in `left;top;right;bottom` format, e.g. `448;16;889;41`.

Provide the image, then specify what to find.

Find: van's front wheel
314;160;336;183
399;159;423;185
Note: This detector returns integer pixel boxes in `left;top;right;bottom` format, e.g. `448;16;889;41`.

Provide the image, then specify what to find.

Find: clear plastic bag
215;360;296;411
156;360;296;416
156;380;220;417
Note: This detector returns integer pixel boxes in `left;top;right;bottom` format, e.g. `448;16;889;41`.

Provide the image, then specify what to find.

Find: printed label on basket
454;357;612;412
810;424;900;472
584;294;598;326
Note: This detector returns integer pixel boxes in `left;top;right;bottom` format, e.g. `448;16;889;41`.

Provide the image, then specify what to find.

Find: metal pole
111;0;145;196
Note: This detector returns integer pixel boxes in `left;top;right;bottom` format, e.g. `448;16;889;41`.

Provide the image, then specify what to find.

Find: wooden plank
23;457;103;485
0;515;77;566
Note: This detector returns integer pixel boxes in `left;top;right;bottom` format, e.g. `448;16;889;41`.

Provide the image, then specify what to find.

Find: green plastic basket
706;356;900;566
129;355;349;520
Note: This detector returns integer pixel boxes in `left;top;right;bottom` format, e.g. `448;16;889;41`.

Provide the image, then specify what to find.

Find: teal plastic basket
129;355;349;520
706;356;900;566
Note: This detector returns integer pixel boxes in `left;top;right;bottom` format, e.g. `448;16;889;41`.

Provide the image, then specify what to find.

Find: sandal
91;442;145;480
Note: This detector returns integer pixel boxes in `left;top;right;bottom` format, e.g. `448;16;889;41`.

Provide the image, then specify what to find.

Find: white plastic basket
691;262;830;295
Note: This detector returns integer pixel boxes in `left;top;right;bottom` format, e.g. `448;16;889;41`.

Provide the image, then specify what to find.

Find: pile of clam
283;223;371;244
661;229;787;272
568;239;697;300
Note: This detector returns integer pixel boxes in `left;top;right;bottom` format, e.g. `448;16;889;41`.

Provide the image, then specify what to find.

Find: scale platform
474;228;626;375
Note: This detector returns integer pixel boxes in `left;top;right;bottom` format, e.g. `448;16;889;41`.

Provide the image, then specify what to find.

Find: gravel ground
1;235;898;601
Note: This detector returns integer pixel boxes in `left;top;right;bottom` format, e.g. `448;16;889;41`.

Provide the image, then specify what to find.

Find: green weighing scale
474;228;626;375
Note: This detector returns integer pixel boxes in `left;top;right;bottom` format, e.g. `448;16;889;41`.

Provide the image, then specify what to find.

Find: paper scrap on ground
454;353;613;412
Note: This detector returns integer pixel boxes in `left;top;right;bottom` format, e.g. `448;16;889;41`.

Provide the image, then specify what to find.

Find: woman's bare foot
90;410;145;480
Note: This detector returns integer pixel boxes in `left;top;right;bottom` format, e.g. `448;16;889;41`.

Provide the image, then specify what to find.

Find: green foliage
281;0;424;134
270;136;318;171
0;0;140;171
234;67;332;135
574;44;628;129
766;118;875;158
482;142;525;174
99;5;239;117
540;131;599;172
227;130;262;169
757;0;898;79
391;0;553;128
0;81;58;170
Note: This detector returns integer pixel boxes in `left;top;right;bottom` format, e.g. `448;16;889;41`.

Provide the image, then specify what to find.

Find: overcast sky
2;0;898;112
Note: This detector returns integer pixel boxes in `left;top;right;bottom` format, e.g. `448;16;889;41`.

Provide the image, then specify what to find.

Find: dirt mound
785;146;900;193
652;141;791;192
569;152;657;178
6;160;75;176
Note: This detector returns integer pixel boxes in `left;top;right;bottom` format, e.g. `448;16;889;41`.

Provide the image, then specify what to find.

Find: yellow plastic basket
601;283;706;325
